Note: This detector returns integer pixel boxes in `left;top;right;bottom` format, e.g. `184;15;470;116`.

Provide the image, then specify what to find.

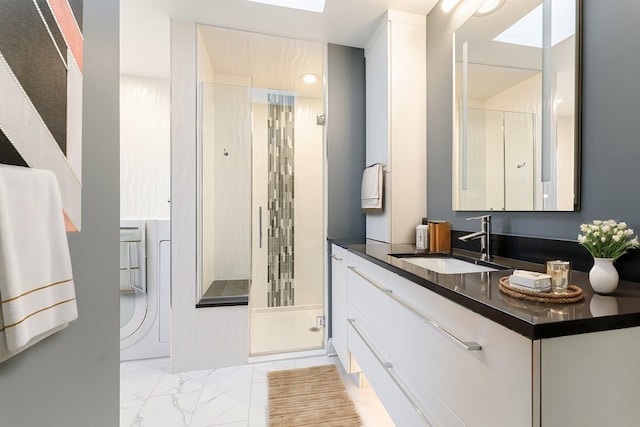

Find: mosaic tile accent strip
267;94;295;307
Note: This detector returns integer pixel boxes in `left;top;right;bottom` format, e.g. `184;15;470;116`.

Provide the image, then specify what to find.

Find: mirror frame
452;0;582;212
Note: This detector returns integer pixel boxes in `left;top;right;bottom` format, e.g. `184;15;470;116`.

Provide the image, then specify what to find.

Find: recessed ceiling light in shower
300;73;319;83
247;0;326;13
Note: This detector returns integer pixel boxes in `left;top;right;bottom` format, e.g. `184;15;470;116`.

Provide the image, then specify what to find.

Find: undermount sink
401;257;498;274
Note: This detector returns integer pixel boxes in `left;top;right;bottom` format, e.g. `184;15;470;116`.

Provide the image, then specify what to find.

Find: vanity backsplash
452;230;640;283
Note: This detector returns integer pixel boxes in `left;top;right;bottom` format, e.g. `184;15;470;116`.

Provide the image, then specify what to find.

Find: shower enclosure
196;26;325;357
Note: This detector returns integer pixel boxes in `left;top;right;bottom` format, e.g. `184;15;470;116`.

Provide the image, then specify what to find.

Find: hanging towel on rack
361;163;384;211
0;165;77;363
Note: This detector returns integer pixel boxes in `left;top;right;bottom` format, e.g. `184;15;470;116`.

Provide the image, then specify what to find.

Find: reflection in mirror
453;0;581;211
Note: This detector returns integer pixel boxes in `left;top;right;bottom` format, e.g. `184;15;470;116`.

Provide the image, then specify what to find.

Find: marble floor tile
120;398;145;427
132;392;200;427
250;359;296;384
248;381;268;427
190;365;253;426
120;355;395;427
120;368;165;403
121;357;170;373
151;369;212;397
293;354;334;369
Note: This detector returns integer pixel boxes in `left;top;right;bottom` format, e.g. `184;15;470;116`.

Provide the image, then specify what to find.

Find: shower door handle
259;206;263;249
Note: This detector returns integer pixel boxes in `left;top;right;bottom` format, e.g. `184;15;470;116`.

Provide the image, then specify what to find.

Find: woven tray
499;276;584;304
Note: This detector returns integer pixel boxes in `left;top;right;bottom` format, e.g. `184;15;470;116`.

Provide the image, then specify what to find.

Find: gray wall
327;44;366;239
427;0;640;240
0;0;120;425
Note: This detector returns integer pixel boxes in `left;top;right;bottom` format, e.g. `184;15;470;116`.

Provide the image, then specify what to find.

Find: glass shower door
249;89;325;356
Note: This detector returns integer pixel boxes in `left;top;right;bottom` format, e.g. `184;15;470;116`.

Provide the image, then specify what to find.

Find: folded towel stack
0;165;78;363
361;163;383;211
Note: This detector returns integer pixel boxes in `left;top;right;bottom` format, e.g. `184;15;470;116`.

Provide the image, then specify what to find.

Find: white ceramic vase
589;257;619;294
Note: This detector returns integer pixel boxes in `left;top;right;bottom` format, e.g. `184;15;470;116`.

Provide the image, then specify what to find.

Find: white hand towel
361;163;383;211
0;165;77;362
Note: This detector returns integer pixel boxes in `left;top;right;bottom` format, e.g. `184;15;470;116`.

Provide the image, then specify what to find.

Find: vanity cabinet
538;327;640;426
346;252;531;426
364;11;426;244
330;244;351;371
331;244;640;426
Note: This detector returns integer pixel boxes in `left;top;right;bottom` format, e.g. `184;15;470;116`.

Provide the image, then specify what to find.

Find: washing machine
120;219;170;360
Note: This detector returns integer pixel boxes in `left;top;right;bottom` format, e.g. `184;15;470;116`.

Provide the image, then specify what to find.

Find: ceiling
120;0;439;79
198;26;326;98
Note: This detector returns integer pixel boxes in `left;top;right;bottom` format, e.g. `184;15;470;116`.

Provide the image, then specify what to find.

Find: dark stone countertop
329;238;640;340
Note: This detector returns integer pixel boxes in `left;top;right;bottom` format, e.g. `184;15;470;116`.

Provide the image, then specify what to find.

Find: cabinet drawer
391;275;533;427
347;252;401;291
330;244;347;262
347;262;394;341
348;320;426;426
347;304;464;427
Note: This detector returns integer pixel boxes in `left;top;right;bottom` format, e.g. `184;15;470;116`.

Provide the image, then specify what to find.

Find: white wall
120;75;171;219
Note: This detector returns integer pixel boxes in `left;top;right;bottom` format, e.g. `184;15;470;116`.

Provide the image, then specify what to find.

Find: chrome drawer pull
330;254;343;261
348;266;482;352
348;266;393;293
348;318;432;427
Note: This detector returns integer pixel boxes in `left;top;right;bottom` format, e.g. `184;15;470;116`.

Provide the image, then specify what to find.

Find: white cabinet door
391;274;533;427
330;244;349;371
540;327;640;427
364;11;426;245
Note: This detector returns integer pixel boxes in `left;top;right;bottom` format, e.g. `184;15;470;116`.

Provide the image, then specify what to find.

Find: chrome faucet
459;215;492;261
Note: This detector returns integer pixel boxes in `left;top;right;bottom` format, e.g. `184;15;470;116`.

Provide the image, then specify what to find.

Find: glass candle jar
547;260;571;293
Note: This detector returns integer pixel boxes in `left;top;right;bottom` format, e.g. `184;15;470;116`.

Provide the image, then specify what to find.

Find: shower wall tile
267;94;296;307
211;84;252;281
120;75;171;220
250;96;324;309
292;97;324;306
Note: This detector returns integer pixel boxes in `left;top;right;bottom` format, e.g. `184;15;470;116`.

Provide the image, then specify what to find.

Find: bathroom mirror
453;0;581;211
